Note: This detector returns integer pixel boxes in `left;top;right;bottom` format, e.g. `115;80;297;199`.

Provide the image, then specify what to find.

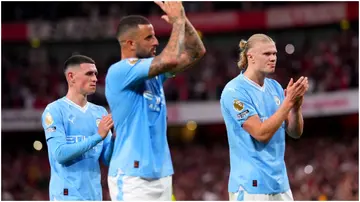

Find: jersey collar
63;97;89;113
241;73;266;92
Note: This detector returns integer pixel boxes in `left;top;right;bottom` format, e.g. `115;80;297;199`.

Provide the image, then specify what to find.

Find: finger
106;121;114;129
104;117;112;125
161;15;170;23
297;85;307;96
293;77;305;89
154;1;165;10
295;76;305;85
102;117;111;125
298;78;308;91
296;82;306;92
102;116;110;122
301;77;308;85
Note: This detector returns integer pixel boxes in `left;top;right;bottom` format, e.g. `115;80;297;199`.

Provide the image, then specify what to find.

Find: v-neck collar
241;73;266;92
63;97;89;113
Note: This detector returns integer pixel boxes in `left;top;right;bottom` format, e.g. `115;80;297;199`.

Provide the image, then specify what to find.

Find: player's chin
87;86;96;94
268;67;276;73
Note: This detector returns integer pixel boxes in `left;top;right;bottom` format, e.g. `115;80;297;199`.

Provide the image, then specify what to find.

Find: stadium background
1;1;359;201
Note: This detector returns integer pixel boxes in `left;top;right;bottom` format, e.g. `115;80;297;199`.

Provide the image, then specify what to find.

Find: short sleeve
41;105;66;141
109;58;154;88
221;88;258;126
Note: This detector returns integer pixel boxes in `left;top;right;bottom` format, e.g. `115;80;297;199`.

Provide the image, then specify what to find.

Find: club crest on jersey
45;112;54;126
274;96;280;105
96;119;101;127
127;58;139;65
233;99;244;112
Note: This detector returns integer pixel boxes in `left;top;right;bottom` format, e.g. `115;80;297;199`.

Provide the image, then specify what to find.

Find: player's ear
127;40;136;51
67;71;76;85
247;53;254;64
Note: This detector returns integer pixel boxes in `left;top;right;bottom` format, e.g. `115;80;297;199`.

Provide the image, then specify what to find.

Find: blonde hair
237;33;274;70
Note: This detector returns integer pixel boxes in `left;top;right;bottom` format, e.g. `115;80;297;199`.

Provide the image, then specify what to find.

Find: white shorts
108;169;172;201
229;187;294;201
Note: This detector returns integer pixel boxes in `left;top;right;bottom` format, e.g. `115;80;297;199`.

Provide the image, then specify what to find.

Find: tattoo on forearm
148;19;185;77
167;20;185;59
184;19;205;62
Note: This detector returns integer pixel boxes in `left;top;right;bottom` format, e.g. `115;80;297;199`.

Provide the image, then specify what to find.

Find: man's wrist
291;107;302;116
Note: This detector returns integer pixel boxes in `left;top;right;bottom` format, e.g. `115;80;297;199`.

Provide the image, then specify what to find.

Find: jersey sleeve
221;88;258;126
110;58;154;88
100;107;114;166
41;104;66;141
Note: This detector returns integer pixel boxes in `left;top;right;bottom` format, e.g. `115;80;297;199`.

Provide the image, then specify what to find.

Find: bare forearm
170;17;206;73
286;108;304;139
148;20;186;77
161;20;186;60
184;17;206;61
258;102;292;143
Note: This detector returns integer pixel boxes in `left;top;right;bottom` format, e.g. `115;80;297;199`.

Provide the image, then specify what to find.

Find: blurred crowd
2;28;358;109
2;132;358;201
2;2;309;22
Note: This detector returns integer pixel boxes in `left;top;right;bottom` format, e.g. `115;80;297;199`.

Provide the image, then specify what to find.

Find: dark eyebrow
263;51;277;54
145;34;153;40
85;70;98;75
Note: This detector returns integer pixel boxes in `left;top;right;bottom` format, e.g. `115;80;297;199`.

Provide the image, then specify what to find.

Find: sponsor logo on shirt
237;110;249;119
143;90;153;100
68;115;75;124
46;126;56;132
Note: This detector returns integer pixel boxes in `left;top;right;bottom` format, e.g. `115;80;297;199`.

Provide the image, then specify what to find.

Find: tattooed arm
169;17;206;74
149;1;206;78
148;1;186;78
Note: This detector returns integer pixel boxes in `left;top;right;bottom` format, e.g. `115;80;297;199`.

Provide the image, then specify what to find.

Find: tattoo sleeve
148;19;186;78
169;17;206;73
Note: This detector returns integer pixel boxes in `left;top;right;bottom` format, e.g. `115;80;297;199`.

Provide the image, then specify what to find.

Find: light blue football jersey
220;73;290;194
41;97;113;201
105;57;173;179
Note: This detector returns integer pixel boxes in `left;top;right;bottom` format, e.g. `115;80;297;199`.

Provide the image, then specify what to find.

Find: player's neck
66;89;88;107
243;69;265;87
121;50;136;60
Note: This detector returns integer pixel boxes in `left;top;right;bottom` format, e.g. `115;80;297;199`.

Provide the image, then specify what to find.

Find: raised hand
284;76;308;109
154;1;185;24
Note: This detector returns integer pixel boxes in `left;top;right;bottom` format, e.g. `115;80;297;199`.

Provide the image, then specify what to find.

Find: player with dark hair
105;1;206;201
41;54;114;200
220;34;308;201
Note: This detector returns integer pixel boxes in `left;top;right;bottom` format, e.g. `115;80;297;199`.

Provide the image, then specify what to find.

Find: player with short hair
105;1;206;201
220;34;309;201
41;54;114;201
